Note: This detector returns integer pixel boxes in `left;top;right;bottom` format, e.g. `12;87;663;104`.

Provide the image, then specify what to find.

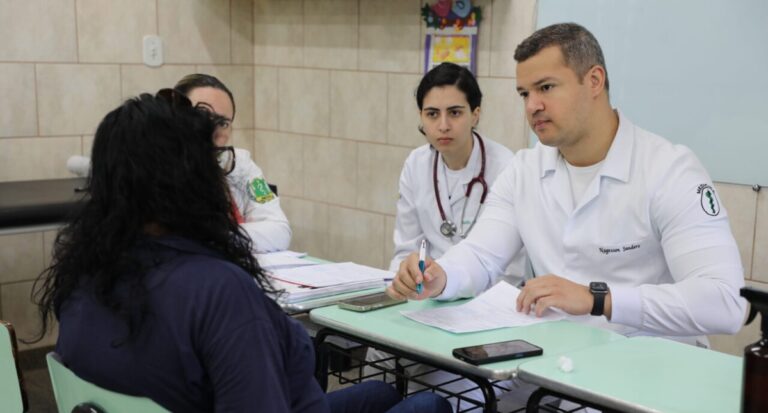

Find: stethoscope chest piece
433;132;488;239
440;220;457;237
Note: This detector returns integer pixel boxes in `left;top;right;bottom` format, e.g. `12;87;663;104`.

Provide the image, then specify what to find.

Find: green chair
0;320;28;412
47;352;169;413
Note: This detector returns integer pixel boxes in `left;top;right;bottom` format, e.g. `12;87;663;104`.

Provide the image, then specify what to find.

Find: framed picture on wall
422;0;482;74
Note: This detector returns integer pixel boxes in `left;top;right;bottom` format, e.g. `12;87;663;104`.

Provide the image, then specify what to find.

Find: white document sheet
256;250;313;270
270;262;394;288
401;281;564;333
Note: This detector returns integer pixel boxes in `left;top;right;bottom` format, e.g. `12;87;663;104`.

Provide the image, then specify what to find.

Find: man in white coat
389;23;746;348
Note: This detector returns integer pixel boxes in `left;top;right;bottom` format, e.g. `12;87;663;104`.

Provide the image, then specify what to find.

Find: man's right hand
387;252;447;300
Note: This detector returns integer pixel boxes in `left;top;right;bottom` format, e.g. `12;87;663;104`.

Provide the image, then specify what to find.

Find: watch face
590;282;609;293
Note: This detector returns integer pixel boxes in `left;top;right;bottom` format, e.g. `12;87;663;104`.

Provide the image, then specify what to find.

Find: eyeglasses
214;146;236;176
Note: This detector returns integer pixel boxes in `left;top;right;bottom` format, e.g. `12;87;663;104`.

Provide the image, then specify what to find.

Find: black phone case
452;341;543;365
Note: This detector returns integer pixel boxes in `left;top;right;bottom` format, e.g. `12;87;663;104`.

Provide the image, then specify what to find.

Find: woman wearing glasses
36;92;450;413
174;74;291;253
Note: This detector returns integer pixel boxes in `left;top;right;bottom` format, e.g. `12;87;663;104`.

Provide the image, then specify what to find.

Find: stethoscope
433;132;488;238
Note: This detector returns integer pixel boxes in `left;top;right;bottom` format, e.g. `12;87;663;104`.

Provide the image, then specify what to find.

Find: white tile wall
158;0;231;64
280;197;330;258
488;0;538;77
330;71;387;142
0;137;82;182
253;0;304;66
326;205;385;268
303;137;357;207
386;73;423;148
36;64;121;137
253;130;304;197
0;64;37;138
304;0;358;70
359;0;421;73
278;68;330;136
356;143;410;215
0;0;77;62
76;0;157;63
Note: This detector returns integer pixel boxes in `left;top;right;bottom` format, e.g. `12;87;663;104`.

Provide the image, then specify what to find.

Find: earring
418;125;426;136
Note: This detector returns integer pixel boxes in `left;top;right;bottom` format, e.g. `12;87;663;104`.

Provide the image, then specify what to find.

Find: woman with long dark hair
34;92;450;413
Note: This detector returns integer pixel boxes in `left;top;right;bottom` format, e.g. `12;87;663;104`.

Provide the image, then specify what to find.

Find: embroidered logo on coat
697;184;720;216
247;178;275;204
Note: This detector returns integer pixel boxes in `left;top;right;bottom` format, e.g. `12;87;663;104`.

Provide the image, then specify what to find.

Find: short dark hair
416;62;483;111
175;73;237;119
514;23;609;91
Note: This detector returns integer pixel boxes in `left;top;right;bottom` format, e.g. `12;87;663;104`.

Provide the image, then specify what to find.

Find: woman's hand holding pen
387;252;447;300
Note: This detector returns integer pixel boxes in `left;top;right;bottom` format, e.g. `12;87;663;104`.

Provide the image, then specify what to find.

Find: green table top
310;299;625;380
516;336;743;413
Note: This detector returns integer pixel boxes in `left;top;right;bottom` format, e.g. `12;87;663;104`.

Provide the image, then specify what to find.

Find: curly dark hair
31;92;274;342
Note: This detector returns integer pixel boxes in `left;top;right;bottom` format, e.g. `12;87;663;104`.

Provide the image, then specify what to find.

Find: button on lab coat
436;111;746;344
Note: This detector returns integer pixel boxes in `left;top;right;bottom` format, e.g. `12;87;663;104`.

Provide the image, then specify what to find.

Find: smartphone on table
338;292;406;312
452;339;543;365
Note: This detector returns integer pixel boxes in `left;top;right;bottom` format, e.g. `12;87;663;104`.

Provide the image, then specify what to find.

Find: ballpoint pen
417;239;426;294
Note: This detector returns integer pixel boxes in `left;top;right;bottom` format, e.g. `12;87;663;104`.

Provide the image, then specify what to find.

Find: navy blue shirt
56;236;329;412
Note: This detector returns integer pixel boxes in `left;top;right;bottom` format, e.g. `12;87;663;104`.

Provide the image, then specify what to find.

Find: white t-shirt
565;159;604;207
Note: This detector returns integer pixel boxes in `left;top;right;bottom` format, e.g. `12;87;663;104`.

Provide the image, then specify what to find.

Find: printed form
401;281;564;333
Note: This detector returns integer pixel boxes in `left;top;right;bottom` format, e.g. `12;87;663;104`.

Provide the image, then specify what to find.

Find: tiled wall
0;0;256;349
0;0;765;355
253;0;534;270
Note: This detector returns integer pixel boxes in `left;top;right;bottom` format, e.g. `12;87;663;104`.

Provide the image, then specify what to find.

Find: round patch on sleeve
247;177;275;204
697;184;720;216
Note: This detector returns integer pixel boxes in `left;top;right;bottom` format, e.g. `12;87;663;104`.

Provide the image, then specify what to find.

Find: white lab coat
436;111;746;345
228;148;291;253
391;133;526;282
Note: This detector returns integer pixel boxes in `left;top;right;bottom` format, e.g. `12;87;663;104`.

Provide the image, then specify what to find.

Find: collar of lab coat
537;110;634;214
539;109;633;184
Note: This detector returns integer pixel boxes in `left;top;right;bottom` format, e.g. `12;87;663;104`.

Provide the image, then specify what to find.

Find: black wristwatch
589;282;609;316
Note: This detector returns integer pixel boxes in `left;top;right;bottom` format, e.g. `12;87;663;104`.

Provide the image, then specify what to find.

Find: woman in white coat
372;62;525;409
175;74;292;253
389;63;523;274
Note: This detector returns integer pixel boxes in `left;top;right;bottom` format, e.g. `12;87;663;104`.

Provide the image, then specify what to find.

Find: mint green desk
517;336;742;413
310;299;625;412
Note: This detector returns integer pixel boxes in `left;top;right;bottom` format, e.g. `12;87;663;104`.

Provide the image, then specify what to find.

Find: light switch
142;35;163;67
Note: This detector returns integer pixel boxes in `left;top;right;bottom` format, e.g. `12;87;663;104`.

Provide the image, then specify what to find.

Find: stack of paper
269;262;394;304
256;250;314;271
401;281;564;333
270;262;393;288
273;279;385;304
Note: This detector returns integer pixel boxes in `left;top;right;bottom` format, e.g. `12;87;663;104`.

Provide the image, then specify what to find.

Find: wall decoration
422;0;482;74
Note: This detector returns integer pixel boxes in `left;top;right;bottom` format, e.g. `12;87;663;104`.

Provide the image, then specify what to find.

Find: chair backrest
47;352;169;413
0;321;27;413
